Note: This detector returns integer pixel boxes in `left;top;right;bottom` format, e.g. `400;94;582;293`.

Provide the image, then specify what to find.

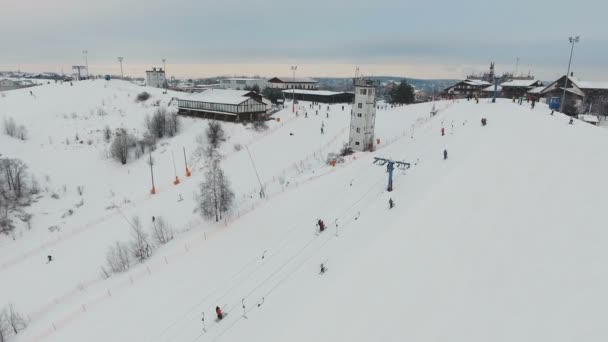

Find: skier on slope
441;127;445;136
320;263;327;274
216;306;224;320
389;198;394;209
317;219;326;232
443;149;448;160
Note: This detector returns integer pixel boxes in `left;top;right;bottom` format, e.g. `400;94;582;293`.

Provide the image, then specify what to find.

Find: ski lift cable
210;178;387;342
153;158;387;342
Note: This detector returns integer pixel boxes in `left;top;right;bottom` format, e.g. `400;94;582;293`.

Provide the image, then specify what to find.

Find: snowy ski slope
2;80;607;342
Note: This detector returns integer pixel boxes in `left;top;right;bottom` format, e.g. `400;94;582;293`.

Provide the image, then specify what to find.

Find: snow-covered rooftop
178;89;257;105
464;79;491;86
528;86;546;94
577;81;608;90
501;79;540;87
481;85;502;92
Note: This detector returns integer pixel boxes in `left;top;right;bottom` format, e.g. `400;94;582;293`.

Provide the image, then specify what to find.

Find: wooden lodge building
540;74;608;114
443;79;492;98
282;89;354;103
176;89;269;122
500;79;544;98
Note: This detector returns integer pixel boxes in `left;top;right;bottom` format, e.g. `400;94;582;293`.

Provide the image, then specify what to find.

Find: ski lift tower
349;78;378;152
373;157;411;192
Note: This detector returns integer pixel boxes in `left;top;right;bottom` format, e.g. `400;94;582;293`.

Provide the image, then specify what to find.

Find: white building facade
220;78;268;90
146;68;166;88
349;78;377;152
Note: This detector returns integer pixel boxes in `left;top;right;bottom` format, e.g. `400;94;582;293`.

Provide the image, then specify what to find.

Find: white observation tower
349;78;378;151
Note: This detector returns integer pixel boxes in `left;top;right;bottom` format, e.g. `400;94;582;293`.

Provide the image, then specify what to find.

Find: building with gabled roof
541;74;608;114
501;79;543;99
443;79;492;98
268;76;318;90
176;89;269;122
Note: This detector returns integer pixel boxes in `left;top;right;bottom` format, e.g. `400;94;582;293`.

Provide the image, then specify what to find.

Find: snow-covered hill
2;80;606;342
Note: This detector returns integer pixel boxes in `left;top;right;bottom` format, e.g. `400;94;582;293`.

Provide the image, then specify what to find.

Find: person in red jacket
441;127;445;136
216;306;223;320
317;219;325;232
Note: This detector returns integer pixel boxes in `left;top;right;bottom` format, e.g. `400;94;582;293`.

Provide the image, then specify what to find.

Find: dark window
358;103;362;108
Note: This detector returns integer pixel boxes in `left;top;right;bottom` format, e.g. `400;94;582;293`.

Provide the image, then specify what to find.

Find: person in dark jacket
318;219;325;232
443;149;448;160
389;198;394;209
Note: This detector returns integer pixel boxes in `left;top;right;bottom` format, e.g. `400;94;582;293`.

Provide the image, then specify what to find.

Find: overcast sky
1;0;606;80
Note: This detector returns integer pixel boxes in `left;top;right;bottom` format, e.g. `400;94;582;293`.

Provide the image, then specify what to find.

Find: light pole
162;59;167;88
117;57;124;79
290;65;297;113
560;36;580;113
83;50;89;78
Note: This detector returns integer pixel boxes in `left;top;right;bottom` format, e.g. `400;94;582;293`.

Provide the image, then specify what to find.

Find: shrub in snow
97;107;108;116
147;107;179;139
252;119;268;132
151;216;173;245
103;126;111;142
206;121;226;149
233;143;242;152
5;303;27;335
129;217;152;263
136;92;151;102
106;241;131;273
2;117;16;137
0;214;15;236
16;125;27;141
18;213;33;230
110;129;133;165
1;117;25;140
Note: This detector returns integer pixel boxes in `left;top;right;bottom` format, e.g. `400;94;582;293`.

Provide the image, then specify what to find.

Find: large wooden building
500;79;544;98
443;79;492;98
541;75;608;114
176;89;268;122
268;77;318;90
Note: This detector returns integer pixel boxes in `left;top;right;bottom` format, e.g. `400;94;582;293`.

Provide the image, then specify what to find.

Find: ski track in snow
4;81;603;342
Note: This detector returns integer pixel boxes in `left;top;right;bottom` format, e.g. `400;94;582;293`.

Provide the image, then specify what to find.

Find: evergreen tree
389;79;415;104
262;87;284;104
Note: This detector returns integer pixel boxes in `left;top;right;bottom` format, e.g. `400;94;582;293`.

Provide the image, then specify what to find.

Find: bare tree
206;121;226;149
2;118;16;137
197;157;234;222
148;107;179;139
151;108;167;138
151;216;173;245
0;309;7;342
110;129;131;165
0;158;31;207
130;217;152;263
6;303;27;335
106;241;131;273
